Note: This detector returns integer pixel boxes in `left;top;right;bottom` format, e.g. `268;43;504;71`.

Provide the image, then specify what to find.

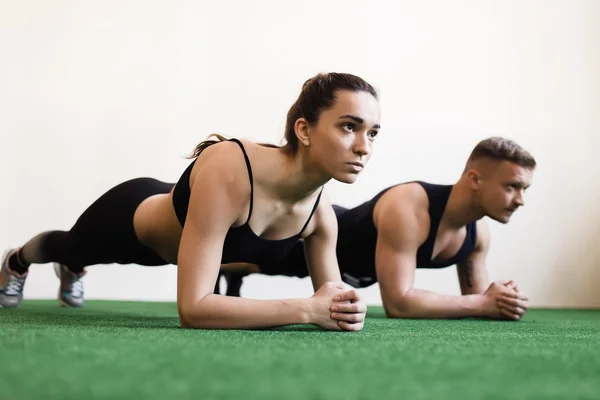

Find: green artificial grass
1;301;599;400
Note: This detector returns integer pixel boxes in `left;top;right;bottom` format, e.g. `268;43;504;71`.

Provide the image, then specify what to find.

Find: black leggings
43;178;173;272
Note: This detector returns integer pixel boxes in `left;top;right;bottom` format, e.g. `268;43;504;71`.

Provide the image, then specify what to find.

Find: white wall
1;0;599;307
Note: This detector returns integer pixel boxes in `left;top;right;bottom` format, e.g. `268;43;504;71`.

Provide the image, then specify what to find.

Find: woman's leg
1;178;173;308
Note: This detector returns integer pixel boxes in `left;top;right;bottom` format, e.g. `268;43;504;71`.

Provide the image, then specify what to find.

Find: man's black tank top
335;181;477;287
172;139;323;270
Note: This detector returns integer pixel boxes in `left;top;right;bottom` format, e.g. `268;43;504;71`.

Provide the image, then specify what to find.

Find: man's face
476;161;534;223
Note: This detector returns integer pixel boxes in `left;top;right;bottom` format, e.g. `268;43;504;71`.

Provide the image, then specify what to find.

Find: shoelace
68;277;84;298
6;276;25;295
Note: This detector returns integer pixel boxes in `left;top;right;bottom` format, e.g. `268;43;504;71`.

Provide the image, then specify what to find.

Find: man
224;137;535;320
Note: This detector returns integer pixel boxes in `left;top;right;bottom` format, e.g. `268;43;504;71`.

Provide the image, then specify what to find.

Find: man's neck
442;179;485;229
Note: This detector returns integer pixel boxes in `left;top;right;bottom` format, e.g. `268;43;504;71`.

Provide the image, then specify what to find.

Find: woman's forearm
178;294;313;329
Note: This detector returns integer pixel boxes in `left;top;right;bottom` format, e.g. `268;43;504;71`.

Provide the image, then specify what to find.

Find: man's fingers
499;308;522;321
331;312;365;323
496;296;528;309
337;321;364;332
330;302;367;314
497;302;526;316
505;280;521;293
499;291;529;301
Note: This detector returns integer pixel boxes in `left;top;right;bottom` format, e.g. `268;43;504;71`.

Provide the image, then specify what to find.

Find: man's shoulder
378;182;430;217
374;182;431;245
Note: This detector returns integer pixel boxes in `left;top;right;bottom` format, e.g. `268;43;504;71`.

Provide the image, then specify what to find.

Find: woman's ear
294;118;311;146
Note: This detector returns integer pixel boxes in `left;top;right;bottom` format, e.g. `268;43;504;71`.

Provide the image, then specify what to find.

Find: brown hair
189;72;378;158
467;137;536;168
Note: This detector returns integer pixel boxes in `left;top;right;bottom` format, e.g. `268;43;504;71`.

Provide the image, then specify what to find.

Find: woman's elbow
383;303;411;319
382;292;413;319
177;299;209;329
178;304;194;328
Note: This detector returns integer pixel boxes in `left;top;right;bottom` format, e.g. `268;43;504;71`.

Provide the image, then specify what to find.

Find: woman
1;72;381;331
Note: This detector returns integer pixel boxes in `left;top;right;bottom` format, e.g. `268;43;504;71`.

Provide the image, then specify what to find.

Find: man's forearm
384;288;491;319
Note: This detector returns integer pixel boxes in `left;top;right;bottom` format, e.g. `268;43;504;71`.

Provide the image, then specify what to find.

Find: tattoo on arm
462;260;473;288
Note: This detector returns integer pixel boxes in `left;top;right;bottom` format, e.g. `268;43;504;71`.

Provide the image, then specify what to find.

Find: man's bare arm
375;194;517;319
457;220;490;295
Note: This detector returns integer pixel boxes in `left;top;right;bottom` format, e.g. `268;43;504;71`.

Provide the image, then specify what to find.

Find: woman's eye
342;123;355;132
368;131;378;139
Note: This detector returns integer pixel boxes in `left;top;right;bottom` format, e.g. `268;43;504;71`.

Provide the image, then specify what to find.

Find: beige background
1;0;599;307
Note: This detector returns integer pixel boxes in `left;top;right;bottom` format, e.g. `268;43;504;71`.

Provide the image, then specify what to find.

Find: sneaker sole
54;263;84;308
57;296;83;308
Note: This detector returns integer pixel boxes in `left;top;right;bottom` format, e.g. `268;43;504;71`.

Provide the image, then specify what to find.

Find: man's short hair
467;137;536;168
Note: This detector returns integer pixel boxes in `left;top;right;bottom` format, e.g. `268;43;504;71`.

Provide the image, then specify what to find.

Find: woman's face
302;89;381;184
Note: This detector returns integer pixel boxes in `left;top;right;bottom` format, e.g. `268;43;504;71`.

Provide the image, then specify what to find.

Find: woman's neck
264;147;330;203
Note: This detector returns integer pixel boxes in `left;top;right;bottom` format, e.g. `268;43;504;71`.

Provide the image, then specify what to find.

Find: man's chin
487;214;511;224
